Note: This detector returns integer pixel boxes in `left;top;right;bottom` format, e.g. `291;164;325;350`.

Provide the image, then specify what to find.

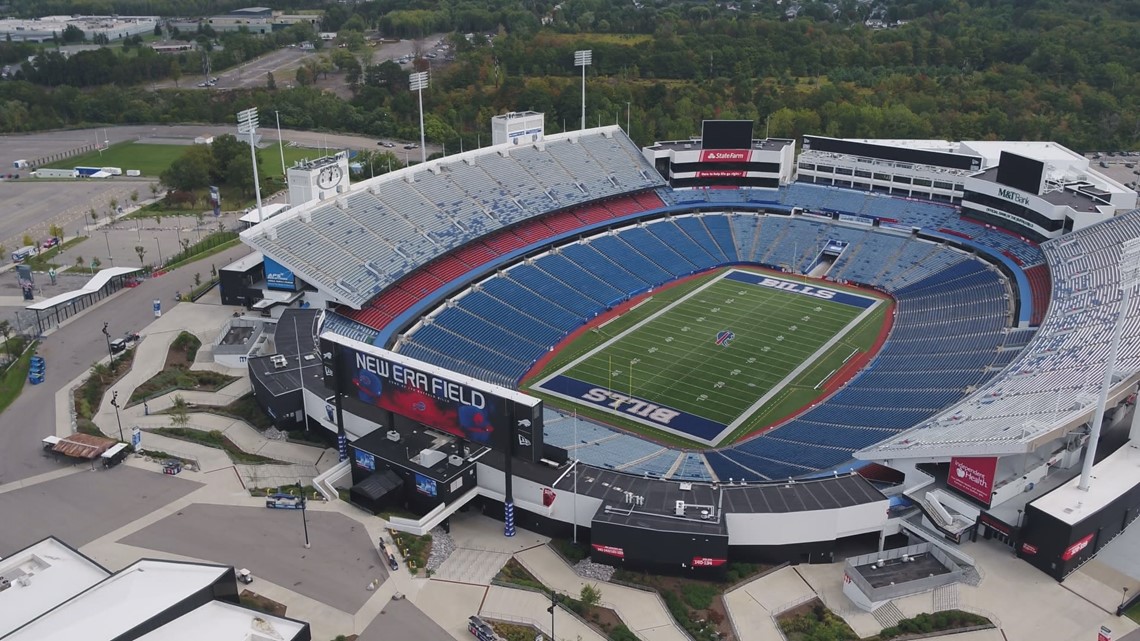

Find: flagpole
629;361;633;398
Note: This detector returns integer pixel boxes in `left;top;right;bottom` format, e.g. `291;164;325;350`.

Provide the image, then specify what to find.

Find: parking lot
121;503;387;611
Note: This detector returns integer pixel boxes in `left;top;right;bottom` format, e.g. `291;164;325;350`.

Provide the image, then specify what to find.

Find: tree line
0;0;1138;151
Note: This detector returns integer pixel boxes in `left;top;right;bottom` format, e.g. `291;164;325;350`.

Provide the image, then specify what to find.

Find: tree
169;59;181;87
149;182;159;199
0;319;12;365
170;394;190;428
579;584;602;608
160;144;212;192
266;70;276;90
91;257;101;270
75;255;84;270
48;224;63;239
154;22;163;37
193;272;201;286
130;190;139;205
134;245;146;265
61;24;85;44
21;233;33;247
109;197;119;214
88;207;98;227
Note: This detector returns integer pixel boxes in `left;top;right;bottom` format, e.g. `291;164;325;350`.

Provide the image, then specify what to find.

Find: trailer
74;166;102;177
379;540;399;571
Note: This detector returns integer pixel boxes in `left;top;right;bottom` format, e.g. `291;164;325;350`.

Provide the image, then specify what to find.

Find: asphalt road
0;465;200;556
0;241;251;486
121;503;386;611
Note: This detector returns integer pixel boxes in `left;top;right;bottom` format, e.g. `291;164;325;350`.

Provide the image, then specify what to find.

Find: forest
0;0;1138;152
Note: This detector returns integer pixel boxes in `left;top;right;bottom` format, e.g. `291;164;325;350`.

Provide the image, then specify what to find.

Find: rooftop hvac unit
386;430;400;442
448;455;464;467
674;500;686;516
270;355;288;369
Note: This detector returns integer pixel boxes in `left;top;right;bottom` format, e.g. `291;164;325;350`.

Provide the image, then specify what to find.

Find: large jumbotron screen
321;333;544;459
702;120;754;150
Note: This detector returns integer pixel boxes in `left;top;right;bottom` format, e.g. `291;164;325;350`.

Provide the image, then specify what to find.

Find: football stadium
232;120;1140;580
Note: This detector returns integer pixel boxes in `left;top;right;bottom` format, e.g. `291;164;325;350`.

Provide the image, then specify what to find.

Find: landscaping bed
209;393;274;430
0;339;35;415
878;610;992;640
128;331;236;404
74;350;135;437
390;529;432;575
778;598;858;641
239;590;287;617
494;558;548;592
149;427;283;464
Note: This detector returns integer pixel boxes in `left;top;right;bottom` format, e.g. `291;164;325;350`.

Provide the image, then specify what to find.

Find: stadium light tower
236;107;264;224
410;71;429;165
574;50;592;131
1080;237;1140;491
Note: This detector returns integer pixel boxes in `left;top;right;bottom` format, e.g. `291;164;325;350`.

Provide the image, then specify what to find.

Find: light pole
625;101;631;135
410;71;429;165
1080;237;1140;491
298;479;310;549
154;236;164;267
1122;587;1130;614
237;107;265;224
103;230;114;267
574;50;592;131
110;390;124;442
546;591;558;641
275;110;287;185
101;322;114;365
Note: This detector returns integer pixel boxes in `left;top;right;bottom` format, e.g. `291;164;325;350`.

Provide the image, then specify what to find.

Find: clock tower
287;151;350;206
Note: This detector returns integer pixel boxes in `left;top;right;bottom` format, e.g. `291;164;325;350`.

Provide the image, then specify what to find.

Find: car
403;143;418;149
383;142;395;148
265;493;304;509
41;237;60;249
109;337;130;353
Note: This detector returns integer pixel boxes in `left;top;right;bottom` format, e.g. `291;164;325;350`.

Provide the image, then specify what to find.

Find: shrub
609;624;639;641
680;582;718;610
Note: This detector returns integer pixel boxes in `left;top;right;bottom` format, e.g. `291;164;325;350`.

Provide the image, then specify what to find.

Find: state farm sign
591;544;624;559
947;456;998;506
1061;532;1095;561
699;149;750;162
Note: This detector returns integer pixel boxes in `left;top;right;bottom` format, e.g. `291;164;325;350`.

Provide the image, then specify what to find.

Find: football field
533;269;884;445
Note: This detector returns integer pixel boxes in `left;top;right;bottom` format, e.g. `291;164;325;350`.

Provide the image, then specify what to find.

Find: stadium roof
857;209;1140;461
241;126;664;309
135;600;308;641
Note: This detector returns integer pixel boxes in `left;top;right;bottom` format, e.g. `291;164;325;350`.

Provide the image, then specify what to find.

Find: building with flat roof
0;536;310;641
0;16;158;43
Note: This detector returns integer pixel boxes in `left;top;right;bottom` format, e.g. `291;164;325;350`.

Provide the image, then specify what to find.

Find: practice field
533;269;886;445
42;140;328;180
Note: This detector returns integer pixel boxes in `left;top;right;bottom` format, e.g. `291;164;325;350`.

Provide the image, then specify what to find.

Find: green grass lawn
42;140;334;182
531;269;887;446
43;142;186;177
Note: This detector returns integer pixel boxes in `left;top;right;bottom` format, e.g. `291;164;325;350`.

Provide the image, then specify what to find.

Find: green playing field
534;269;885;444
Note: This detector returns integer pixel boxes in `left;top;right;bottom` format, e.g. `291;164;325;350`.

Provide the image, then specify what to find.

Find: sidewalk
481;585;606;641
722;567;813;641
515;545;690;641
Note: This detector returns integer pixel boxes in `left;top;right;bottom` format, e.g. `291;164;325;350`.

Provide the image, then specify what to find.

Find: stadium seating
387;210;1022;481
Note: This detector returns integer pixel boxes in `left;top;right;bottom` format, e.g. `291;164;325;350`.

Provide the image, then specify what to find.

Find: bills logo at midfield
756;277;836;300
716;330;735;347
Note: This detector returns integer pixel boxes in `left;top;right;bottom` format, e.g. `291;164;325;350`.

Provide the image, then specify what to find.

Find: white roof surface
1031;442;1140;525
5;560;228;641
26;267;140;311
135;600;306;641
0;538;109;637
959;140;1086;170
222;250;264;272
843;138;961;154
240;203;290;225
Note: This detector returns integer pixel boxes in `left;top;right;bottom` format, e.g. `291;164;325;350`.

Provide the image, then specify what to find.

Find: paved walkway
515;544;690;641
723;567;813;641
482;585;606;641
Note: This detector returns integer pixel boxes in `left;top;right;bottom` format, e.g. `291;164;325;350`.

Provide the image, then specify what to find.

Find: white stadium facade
227;120;1140;583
